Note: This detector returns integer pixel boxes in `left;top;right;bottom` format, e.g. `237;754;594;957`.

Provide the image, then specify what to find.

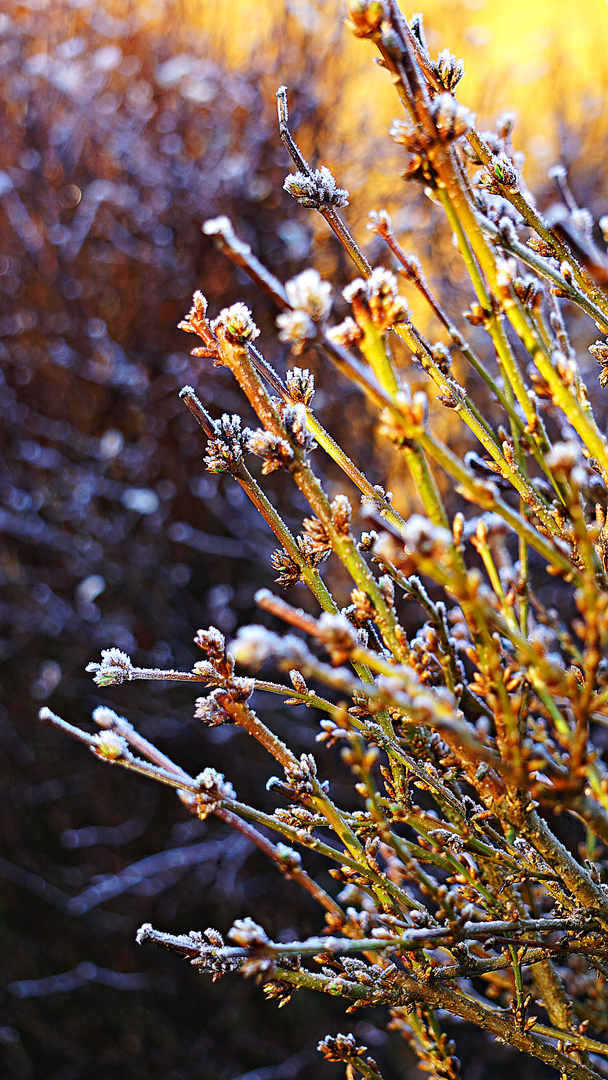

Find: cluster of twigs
42;2;608;1077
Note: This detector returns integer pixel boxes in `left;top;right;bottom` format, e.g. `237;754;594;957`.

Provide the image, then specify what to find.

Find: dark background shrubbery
2;1;608;1077
0;4;407;1077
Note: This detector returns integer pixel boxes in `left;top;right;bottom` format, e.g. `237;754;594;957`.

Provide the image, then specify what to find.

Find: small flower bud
331;494;352;535
246;430;294;473
489;152;518;190
325;317;363;348
284;167;349;210
345;0;386;38
286;367;315;405
195;767;236;801
435;48;465;91
228;917;269;948
178;291;209;335
86;648;134;686
211;302;260;344
270;549;302;588
92;731;131;761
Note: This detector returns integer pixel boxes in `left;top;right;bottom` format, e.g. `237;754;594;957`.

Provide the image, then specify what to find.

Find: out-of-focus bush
0;3;372;1077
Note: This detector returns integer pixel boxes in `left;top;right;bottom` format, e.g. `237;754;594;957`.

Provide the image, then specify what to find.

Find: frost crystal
86;648;134;686
435;48;465;92
92;731;131;761
204;413;250;473
92;705;125;729
275;843;302;867
431;92;474;140
228;917;269;947
342;278;367;304
325;317;362;348
246;429;294;473
195;767;236;801
211;302;260;344
194;626;226;657
318;1032;364;1061
202;215;234;238
194;690;232;726
344;268;409;331
283;166;349;210
178;291;208;335
286;366;315;405
283;403;315;451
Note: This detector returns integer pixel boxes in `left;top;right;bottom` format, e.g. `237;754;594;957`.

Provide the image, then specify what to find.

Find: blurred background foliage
1;0;608;1077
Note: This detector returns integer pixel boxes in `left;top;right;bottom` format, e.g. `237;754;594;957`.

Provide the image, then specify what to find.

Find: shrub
43;2;608;1077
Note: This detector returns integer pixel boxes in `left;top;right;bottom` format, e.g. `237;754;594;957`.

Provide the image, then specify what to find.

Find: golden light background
139;0;608;179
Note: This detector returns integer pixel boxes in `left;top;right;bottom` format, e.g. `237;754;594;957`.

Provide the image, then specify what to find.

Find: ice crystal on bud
289;670;308;694
435;48;465;91
286;366;315;405
285;753;318;794
204;413;250;473
546;441;584;479
367;208;392;236
194;627;225;657
379;574;395;606
284;166;349;210
402;515;453;556
230;626;308;670
86;648;134;686
195;767;236;801
285;268;332;321
331;494;352;535
325;316;363;347
318;1032;365;1061
344;268;409;332
495;257;517;288
318;612;358;663
301;514;332;554
283;403;315;451
497;215;518;245
390;116;433;168
589;340;608;386
369;267;408;327
246;430;294;473
178;291;208;335
489;152;519;190
343;278;367;304
228;917;269;948
194;690;233;727
270;548;301;588
91;706;122;729
92;730;131;761
211;303;260;344
297;533;331;567
275;843;302;868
